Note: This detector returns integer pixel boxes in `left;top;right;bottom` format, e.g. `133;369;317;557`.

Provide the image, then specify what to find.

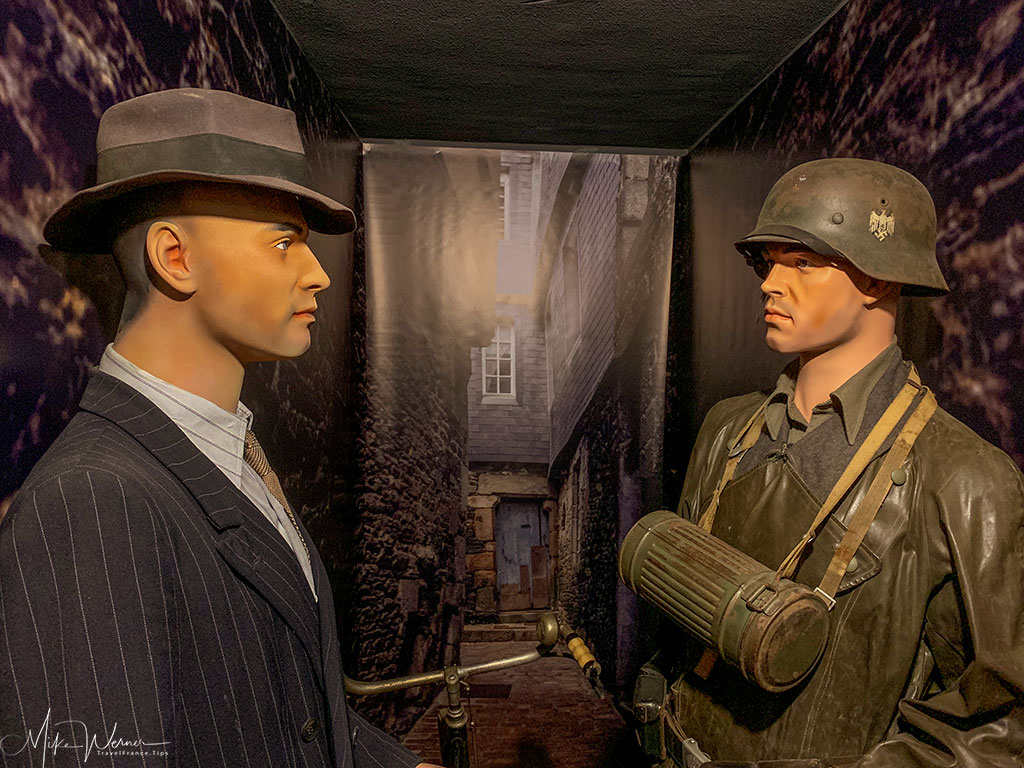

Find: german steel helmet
734;158;949;296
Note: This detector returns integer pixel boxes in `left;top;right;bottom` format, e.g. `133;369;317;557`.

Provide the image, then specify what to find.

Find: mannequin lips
764;304;792;322
293;305;317;320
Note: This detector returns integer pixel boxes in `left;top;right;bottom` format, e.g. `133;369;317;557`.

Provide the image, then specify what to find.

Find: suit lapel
79;371;325;692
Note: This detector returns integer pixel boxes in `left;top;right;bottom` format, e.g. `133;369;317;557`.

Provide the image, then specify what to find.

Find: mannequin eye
746;255;771;279
794;257;812;269
274;240;290;251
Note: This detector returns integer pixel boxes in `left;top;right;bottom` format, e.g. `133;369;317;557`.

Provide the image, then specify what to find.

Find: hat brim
734;224;948;297
734;225;846;263
43;170;357;254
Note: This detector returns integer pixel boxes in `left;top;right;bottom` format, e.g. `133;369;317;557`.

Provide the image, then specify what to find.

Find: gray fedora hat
44;88;356;253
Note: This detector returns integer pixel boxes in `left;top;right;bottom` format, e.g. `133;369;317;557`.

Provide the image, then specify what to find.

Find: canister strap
775;367;923;581
815;387;937;602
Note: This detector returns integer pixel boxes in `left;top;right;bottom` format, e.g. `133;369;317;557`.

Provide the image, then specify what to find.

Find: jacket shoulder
699;390;770;439
918;405;1024;492
11;410;173;524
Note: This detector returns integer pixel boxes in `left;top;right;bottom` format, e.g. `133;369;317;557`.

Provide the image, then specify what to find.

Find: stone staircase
462;622;539;643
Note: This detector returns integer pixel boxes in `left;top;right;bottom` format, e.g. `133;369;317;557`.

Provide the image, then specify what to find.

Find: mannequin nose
300;248;331;292
760;262;785;296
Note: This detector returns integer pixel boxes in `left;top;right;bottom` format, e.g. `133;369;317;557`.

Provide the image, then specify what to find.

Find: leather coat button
301;717;320;742
891;468;908;486
846;556;859;573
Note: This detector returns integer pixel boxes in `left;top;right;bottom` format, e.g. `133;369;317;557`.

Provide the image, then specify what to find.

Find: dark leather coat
662;376;1024;767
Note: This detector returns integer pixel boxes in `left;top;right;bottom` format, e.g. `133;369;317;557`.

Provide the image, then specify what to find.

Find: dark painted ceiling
271;1;846;150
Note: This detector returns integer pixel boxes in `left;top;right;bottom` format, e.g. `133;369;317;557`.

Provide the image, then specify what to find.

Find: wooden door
495;500;549;611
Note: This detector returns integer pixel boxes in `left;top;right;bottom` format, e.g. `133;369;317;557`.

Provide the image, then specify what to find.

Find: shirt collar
764;339;902;446
97;344;254;487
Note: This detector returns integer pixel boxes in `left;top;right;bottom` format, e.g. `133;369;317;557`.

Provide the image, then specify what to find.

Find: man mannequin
639;159;1024;767
0;89;438;768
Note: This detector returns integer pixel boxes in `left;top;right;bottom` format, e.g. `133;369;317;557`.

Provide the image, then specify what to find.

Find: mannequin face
149;185;331;363
759;243;879;356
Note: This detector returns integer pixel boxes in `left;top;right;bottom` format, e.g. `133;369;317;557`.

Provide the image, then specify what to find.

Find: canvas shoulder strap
695;397;772;531
814;387;937;605
689;364;936;611
775;369;923;580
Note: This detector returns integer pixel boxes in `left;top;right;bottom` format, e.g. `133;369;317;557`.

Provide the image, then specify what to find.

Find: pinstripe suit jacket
0;371;421;768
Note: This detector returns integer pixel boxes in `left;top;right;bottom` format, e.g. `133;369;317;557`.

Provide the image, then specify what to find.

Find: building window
499;168;510;241
561;209;582;357
482;323;515;400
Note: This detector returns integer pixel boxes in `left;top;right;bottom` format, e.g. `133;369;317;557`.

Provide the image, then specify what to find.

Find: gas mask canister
621;371;937;692
619;510;830;693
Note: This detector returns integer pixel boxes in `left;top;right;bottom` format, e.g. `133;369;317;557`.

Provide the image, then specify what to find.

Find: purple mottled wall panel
682;0;1024;467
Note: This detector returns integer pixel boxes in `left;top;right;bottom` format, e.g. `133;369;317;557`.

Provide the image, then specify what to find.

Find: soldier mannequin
638;159;1024;767
0;89;439;768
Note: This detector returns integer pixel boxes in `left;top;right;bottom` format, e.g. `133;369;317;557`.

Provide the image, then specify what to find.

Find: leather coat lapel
79;371;325;691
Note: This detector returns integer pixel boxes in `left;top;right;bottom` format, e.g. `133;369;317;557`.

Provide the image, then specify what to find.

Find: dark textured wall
668;0;1024;470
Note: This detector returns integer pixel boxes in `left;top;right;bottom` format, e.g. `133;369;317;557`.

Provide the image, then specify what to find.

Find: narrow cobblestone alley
402;638;645;768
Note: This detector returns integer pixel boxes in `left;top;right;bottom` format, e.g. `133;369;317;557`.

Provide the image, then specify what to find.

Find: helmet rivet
831;212;844;225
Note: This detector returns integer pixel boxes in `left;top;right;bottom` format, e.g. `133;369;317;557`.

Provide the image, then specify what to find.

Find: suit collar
80;370;245;529
97;344;254;493
79;370;326;690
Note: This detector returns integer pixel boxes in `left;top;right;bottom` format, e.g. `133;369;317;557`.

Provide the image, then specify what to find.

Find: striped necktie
242;429;310;564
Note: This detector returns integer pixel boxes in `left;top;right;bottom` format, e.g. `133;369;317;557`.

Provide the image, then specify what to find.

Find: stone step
462;623;537;643
496;609;550;624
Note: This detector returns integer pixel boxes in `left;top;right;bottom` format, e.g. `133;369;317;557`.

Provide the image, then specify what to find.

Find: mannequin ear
146;220;196;297
861;277;900;306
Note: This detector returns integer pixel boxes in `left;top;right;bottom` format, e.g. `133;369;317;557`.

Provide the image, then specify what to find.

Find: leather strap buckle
744;582;782;615
814;587;837;611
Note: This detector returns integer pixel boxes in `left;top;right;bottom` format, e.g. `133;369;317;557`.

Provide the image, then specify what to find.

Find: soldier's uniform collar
764;339;902;446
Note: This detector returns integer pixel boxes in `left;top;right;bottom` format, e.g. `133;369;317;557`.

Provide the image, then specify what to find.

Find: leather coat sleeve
854;450;1024;767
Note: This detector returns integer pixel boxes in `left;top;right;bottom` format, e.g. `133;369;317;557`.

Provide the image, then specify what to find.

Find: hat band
97;133;308;186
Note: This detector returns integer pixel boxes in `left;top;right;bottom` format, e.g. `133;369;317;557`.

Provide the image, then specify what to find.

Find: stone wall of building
496;150;541;293
554;388;620;678
536;152;572;254
467;298;550;465
548;155;679;693
546;154;621;464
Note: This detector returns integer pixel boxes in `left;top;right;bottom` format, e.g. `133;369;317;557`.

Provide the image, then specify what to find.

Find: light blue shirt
98;344;317;600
